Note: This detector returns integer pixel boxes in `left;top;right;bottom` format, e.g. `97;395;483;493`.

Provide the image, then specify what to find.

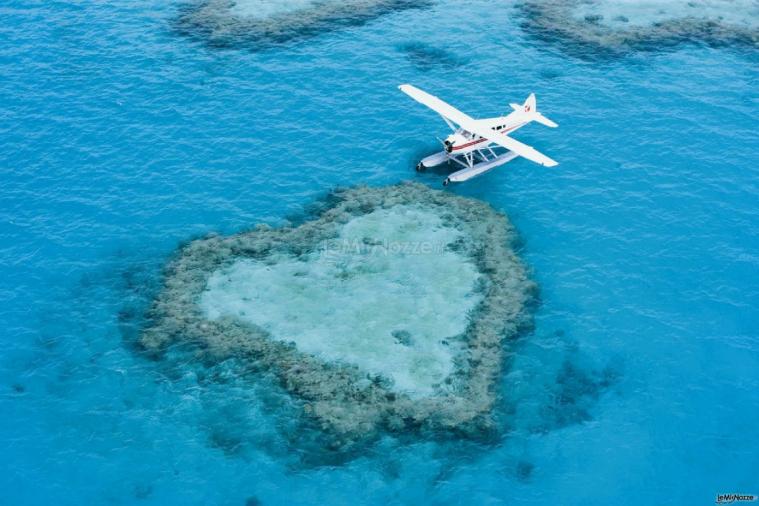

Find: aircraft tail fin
523;93;536;114
510;93;558;127
509;93;536;113
527;93;558;128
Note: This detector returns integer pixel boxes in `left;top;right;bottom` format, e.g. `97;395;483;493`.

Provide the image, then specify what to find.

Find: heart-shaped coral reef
142;183;536;446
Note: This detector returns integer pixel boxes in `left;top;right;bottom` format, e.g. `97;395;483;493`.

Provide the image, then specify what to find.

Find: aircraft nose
444;139;453;153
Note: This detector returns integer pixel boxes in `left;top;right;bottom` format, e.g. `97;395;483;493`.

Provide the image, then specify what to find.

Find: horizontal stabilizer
533;112;558;128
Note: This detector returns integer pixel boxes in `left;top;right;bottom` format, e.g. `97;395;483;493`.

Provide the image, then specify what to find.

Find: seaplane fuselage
443;113;528;154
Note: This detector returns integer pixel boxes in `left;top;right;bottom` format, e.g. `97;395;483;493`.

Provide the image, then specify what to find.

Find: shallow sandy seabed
517;0;759;55
141;183;536;447
174;0;431;48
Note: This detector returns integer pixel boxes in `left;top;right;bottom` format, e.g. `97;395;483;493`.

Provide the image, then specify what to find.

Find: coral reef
175;0;431;48
517;0;759;56
141;183;536;446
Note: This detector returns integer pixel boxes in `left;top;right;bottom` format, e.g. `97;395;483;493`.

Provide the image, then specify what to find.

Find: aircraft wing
467;120;559;167
399;84;475;127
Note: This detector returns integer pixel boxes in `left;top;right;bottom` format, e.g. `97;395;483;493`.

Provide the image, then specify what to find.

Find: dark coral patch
516;0;759;58
175;0;433;50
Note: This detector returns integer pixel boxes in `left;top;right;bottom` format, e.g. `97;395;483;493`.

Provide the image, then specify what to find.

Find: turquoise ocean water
1;1;758;504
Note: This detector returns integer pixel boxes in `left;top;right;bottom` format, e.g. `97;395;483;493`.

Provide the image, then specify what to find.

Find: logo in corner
716;493;758;504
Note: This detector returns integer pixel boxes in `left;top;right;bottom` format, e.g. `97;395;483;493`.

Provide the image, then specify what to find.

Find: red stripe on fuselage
450;122;525;151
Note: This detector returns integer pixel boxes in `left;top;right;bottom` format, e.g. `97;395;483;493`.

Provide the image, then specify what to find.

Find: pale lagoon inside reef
1;0;758;504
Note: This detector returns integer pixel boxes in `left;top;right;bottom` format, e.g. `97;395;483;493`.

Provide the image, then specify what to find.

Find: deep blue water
1;0;758;504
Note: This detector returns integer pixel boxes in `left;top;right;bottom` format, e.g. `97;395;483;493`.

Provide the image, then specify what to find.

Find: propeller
436;136;452;153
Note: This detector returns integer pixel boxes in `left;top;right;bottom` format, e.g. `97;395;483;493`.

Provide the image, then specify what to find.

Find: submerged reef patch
175;0;432;49
142;183;536;447
517;0;759;56
399;42;469;71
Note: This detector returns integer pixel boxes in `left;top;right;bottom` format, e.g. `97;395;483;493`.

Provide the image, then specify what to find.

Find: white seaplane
398;84;559;186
